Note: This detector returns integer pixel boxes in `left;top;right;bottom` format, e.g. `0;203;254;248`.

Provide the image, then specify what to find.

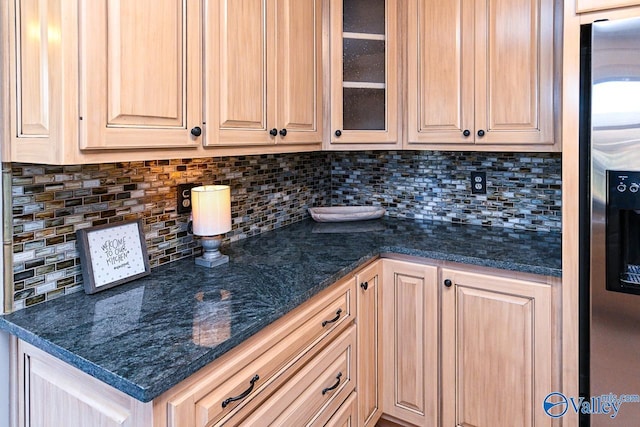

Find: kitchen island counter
0;217;561;402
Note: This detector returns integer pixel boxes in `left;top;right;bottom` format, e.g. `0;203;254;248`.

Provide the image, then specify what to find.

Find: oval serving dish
308;206;386;223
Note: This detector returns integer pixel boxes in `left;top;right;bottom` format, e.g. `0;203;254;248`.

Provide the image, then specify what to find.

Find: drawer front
322;392;358;427
235;325;357;427
169;279;355;427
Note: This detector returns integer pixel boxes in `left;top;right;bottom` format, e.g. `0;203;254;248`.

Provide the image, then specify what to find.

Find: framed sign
76;219;151;294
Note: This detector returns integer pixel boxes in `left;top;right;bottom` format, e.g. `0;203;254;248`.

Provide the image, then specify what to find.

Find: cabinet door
329;0;400;147
407;0;474;145
8;0;79;164
441;269;552;427
80;0;202;150
381;260;439;426
18;340;152;427
276;0;323;145
355;261;382;427
408;0;554;149
205;0;275;146
474;0;554;145
206;0;321;148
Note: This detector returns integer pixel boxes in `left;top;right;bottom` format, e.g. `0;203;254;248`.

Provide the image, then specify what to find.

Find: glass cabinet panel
343;0;385;34
330;0;399;145
343;88;385;130
343;39;386;83
342;0;385;131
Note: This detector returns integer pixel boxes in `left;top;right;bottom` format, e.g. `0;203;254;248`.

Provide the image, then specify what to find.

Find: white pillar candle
191;185;232;236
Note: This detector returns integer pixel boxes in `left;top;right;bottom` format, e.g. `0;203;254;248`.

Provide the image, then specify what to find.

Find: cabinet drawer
324;392;358;427
165;278;355;427
236;325;357;426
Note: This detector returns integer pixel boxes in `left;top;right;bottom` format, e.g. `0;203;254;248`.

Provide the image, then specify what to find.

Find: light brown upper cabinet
6;0;203;165
205;0;322;148
80;0;202;150
577;0;640;13
407;0;556;150
326;0;402;149
7;0;79;164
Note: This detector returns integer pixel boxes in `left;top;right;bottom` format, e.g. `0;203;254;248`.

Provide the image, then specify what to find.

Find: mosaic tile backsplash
10;153;330;310
330;151;562;231
9;150;561;311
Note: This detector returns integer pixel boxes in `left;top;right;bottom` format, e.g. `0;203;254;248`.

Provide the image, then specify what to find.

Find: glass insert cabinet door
330;0;399;146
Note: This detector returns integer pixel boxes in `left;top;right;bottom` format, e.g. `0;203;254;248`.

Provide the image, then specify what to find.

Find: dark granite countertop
0;217;561;402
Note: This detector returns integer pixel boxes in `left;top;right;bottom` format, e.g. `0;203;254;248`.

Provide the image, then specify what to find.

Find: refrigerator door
590;17;640;426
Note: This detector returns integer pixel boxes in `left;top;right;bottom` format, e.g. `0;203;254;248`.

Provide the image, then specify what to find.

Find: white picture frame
76;219;151;294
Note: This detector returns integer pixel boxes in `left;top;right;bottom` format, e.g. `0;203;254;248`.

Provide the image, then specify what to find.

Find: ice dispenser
607;170;640;295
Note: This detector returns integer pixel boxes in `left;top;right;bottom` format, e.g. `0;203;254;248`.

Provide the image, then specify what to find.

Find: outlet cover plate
471;172;487;195
177;183;201;214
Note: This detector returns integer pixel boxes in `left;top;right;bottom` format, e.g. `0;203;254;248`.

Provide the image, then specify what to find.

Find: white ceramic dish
308;206;386;223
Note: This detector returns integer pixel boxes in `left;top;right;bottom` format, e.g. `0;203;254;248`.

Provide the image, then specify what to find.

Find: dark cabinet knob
360;282;368;291
463;129;471;137
191;126;202;137
444;279;453;287
335;130;342;137
279;128;287;137
269;128;278;136
477;129;485;137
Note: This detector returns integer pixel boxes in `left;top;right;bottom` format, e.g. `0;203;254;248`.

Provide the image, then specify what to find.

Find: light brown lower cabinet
13;258;557;427
355;261;383;427
14;273;357;427
17;340;153;427
440;268;553;427
381;259;555;427
381;260;439;426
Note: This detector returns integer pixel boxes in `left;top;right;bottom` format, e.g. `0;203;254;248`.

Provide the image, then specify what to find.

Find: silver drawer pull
221;374;259;408
321;372;342;395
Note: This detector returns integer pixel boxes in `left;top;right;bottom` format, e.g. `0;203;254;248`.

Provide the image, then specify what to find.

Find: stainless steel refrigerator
581;16;640;426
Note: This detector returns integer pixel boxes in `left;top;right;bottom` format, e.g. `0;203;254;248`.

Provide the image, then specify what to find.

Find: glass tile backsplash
331;151;562;231
10;153;330;311
9;150;561;311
